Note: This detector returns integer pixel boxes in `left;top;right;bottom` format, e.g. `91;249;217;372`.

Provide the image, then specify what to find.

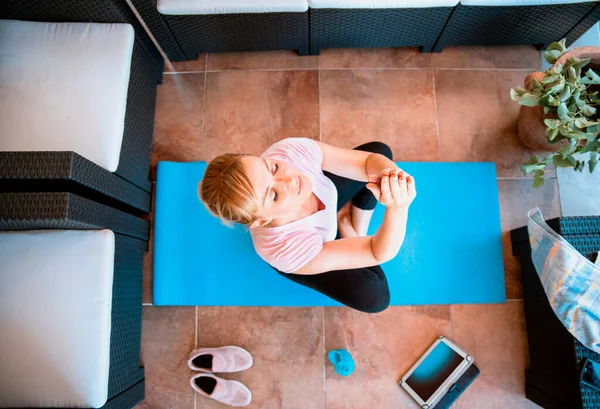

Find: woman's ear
249;218;273;228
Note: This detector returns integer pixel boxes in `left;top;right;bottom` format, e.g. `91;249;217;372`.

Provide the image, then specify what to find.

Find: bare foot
337;202;358;238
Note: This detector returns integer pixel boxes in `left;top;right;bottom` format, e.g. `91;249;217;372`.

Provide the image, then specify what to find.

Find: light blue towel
528;208;600;353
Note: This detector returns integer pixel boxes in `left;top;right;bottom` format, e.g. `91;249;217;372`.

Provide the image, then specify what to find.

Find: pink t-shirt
250;138;338;273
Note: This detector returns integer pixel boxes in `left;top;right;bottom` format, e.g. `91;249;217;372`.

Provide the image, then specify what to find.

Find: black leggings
275;142;393;313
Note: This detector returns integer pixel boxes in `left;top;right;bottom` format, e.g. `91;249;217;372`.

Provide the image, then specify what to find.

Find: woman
198;138;416;313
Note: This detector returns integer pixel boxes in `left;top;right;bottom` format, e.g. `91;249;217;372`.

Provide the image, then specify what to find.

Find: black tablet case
431;364;480;409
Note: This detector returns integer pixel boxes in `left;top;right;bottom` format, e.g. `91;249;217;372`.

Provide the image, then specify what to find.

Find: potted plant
510;39;600;187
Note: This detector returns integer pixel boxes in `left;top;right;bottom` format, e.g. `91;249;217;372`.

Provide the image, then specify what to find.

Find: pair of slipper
188;346;253;407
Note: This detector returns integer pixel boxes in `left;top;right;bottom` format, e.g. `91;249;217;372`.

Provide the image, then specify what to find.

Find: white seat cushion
460;0;598;6
309;0;458;9
158;0;309;15
0;20;134;172
0;230;115;408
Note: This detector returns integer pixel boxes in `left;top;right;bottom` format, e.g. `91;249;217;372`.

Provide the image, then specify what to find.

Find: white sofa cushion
309;0;458;9
461;0;598;6
0;20;134;172
0;230;115;408
158;0;309;15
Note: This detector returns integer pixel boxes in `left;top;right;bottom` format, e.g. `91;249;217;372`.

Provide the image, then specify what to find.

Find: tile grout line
165;67;537;74
201;58;209;156
318;58;323;143
431;68;442;159
322;306;326;409
164;71;205;75
449;304;454;341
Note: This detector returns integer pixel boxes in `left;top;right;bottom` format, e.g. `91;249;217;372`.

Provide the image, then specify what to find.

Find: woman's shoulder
250;225;324;273
262;137;323;168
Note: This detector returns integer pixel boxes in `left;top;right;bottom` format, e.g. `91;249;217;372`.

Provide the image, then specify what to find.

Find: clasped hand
365;168;417;211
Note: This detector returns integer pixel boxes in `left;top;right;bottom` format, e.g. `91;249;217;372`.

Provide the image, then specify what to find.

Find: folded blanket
528;208;600;354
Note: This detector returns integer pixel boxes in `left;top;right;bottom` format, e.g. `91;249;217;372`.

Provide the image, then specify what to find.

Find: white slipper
190;373;252;407
188;345;253;373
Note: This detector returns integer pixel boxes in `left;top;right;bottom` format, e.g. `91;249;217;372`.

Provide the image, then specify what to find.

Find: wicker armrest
0;152;152;215
103;377;145;409
511;216;600;256
0;192;149;242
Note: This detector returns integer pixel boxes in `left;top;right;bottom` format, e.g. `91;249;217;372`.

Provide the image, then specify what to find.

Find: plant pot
517;47;600;151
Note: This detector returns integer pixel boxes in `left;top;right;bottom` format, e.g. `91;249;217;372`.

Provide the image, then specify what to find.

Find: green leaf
546;127;560;141
547;39;567;52
547;77;566;93
533;174;546;188
576;160;585;172
540;94;560;107
544;118;561;129
558;103;570;121
542;74;559;84
582;104;597;116
553;155;574;167
575;58;591;78
587;69;600;83
510;88;520;101
521;156;546;175
518;92;541;107
533;79;543;91
589;125;600;137
582;139;600;153
559;142;577;157
581;69;600;84
567;66;578;83
544;106;551;114
549;134;568;145
558;85;572;101
590;152;598;172
563;130;590;140
556;39;568;51
544;49;562;64
566;154;578;167
575;118;600;128
542;153;556;163
550;63;564;76
521;164;546;174
544;39;567;64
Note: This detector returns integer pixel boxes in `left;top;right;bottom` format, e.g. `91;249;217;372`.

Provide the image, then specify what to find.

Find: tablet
399;336;474;409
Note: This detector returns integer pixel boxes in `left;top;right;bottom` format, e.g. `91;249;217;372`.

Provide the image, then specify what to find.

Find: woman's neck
267;193;322;228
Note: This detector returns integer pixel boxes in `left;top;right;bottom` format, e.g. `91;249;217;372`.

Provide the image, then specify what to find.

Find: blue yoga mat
153;161;505;306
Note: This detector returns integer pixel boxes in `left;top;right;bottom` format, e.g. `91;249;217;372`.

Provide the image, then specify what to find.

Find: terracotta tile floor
140;47;557;409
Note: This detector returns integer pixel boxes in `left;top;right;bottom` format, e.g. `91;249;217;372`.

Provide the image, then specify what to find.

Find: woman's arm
293;169;416;275
316;141;396;182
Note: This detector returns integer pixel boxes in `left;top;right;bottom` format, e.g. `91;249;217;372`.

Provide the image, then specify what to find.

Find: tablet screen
405;341;465;402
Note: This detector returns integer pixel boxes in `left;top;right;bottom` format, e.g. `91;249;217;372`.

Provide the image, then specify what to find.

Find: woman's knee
365;294;390;313
355;141;393;161
355;285;390;314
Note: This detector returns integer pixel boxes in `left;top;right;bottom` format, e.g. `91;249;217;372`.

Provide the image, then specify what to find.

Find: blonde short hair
198;153;259;227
